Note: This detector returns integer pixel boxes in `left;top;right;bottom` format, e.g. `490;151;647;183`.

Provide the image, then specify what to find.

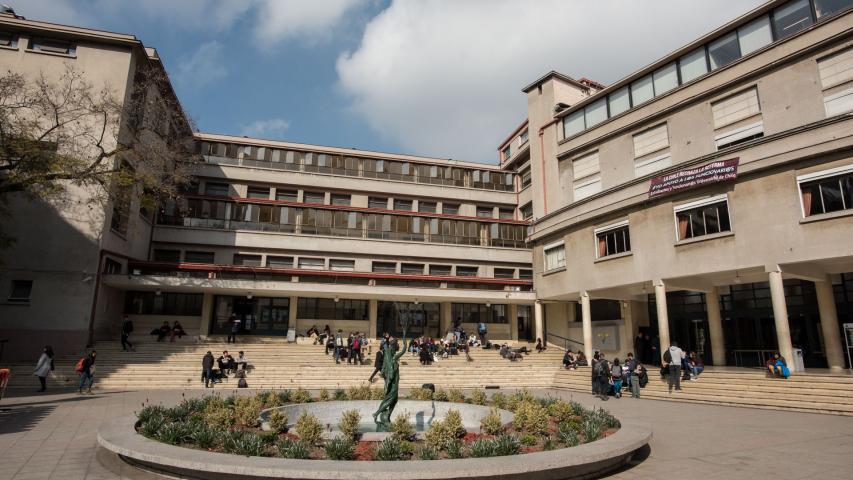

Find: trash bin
287;328;296;343
792;348;805;372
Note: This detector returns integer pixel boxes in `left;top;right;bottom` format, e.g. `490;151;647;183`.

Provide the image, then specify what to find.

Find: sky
19;0;767;164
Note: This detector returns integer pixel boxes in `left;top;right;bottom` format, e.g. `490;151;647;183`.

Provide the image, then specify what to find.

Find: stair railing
546;332;584;352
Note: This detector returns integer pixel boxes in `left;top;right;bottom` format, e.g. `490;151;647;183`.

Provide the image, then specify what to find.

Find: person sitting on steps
170;321;187;342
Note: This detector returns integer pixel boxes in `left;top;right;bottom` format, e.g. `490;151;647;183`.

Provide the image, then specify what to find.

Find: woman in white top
33;345;54;392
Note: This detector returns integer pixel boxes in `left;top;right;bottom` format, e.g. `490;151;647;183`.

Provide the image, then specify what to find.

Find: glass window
429;265;452;276
303;192;324;204
476;206;493;218
124;291;203;316
738;15;773;56
520;168;532;188
563;110;585;138
772;0;814;39
185;251;215;263
153;249;181;262
708;32;741;70
679;47;708;83
266;256;293;268
675;200;731;240
520;203;533;220
401;263;425;275
368;197;388;209
456;266;479;277
814;0;853;18
418;202;437;213
372;262;396;273
498;208;514;220
205;182;230;196
8;280;32;302
233;254;262;266
246;186;269;199
608;86;631;116
519;269;533;280
276;190;297;202
652;62;678;96
0;32;18;48
298;298;368;321
329;259;355;271
331;194;351;206
631;75;654;105
544;244;566;271
596;225;631;258
800;171;853;216
394;199;413;211
442;203;460;215
502;145;512;160
584;98;608;127
298;257;325;270
519;129;529;144
494;268;515;279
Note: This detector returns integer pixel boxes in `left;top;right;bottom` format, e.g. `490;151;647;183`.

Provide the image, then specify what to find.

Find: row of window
159;199;528;248
124;291;204;316
198;141;515;191
544;164;853;271
562;0;851;139
501;128;530;162
0;32;77;56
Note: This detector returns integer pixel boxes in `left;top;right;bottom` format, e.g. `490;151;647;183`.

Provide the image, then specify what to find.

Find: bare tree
0;65;199;245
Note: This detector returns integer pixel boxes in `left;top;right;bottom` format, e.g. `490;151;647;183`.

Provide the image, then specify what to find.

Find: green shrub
137;404;167;425
519;434;537;446
223;431;265;457
334;388;347;400
295;410;324;445
338;409;361;441
374;437;404;461
407;388;433;400
165;402;193;422
390;411;415;441
558;423;580;447
202;397;235;429
139;413;166;438
587;408;621;429
548;399;575;425
489;392;507;409
470;389;487;406
444;409;465;438
291;388;311;404
447;388;465;403
259;430;279;445
276;390;292;404
318;388;330;401
582;418;602;443
346;384;372;400
506;389;535;412
417;446;437;460
156;421;191;445
512;401;549;435
277;438;310;459
267;409;289;433
543;436;555;451
433;389;449;402
324;437;355;460
189;423;219;449
399;440;415;456
256;391;282;408
470;438;496;457
569;401;586;417
480;407;504;435
424;420;454;450
371;387;385;400
234;395;263;428
445;439;464;459
493;434;521;456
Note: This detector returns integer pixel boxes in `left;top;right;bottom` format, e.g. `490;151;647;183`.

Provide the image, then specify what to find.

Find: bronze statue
373;335;409;426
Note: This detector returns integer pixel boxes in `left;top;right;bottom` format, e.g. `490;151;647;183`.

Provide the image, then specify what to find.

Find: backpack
353;338;360;349
75;357;86;373
611;365;622;378
663;349;672;363
237;377;248;388
124;320;134;333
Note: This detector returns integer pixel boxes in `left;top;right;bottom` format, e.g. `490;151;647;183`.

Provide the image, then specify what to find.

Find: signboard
649;158;739;198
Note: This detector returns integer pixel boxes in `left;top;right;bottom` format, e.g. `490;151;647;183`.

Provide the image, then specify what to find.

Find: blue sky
21;0;765;164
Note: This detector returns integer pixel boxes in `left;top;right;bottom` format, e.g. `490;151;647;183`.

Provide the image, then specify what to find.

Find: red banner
649;158;739;198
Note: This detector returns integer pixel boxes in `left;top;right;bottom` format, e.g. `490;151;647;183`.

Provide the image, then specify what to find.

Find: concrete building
525;0;853;370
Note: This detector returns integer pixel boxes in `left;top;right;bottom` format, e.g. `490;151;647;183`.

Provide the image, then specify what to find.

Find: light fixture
155;289;162;296
247;292;253;299
734;271;741;284
413;298;419;305
486;302;491;308
334;296;339;303
554;102;571;113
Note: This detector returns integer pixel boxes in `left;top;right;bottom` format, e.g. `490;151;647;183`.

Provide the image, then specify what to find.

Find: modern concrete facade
525;0;853;370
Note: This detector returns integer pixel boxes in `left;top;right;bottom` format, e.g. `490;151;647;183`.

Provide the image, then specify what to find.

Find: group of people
200;350;251;388
591;352;648;400
321;328;369;365
633;333;662;366
151;320;187;342
561;350;589;369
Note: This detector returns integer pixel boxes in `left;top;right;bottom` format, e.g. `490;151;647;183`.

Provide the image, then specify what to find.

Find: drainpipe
537;118;559;216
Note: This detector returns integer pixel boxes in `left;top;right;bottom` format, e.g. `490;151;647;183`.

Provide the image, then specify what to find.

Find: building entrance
211;295;290;336
377;301;440;339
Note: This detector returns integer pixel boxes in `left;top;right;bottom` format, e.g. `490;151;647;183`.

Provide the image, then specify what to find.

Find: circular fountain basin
260;400;513;441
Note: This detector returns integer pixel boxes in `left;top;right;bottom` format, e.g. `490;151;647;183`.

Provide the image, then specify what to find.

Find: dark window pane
185;251;215;263
773;0;814;39
814;0;853;18
691;211;706;237
842;175;853;210
708;32;740;70
704;206;720;234
820;179;844;212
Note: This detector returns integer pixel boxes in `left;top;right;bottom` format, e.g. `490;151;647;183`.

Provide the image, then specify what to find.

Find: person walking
120;315;134;351
34;345;54;392
631;361;645;398
667;342;685;393
369;345;385;383
334;329;344;364
77;350;97;394
202;351;215;388
227;314;240;343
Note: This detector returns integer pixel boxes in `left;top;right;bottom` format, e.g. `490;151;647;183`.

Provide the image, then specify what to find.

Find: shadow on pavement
0;404;56;434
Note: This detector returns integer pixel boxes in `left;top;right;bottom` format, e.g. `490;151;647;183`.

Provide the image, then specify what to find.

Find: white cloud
92;0;252;31
174;41;228;89
240;118;291;139
337;0;767;163
253;0;369;45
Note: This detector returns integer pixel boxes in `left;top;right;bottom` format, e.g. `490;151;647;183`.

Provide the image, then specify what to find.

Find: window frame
8;280;33;303
672;194;732;242
796;163;853;217
593;220;631;259
543;240;566;272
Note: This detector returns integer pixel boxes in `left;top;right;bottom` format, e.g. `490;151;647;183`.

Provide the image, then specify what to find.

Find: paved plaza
0;387;852;479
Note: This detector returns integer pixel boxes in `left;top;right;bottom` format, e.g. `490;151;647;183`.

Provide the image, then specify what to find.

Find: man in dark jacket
368;346;385;383
121;315;135;352
77;351;97;394
202;351;215;387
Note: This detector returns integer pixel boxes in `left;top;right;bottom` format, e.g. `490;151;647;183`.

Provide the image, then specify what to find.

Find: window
297;298;368;320
494;268;515;279
798;165;853;217
630;75;654;105
678;48;709;84
456;266;479;277
429;265;452;276
738;15;773;56
452;303;508;324
633;123;671;177
185;251;215;263
303;191;325;204
498;208;514;220
29;37;76;56
519;269;533;280
476;206;494;218
246;186;269;199
331;194;351;206
372;262;396;273
233;254;262;266
519;129;529;145
368;197;388;209
502;145;512;160
520;168;532;188
520;202;533;220
442;203;460;215
8;280;33;302
817;47;853;116
329;259;355;271
674;195;732;241
394;199;413;211
563;110;585;138
652;62;678;96
205;182;230;196
712;87;763;149
298;257;325;270
772;0;813;40
595;221;631;258
124;291;203;316
571;151;601;201
608;86;631;116
153;249;181;262
401;263;425;275
544;242;566;271
708;32;740;70
815;0;853;18
584;98;608;127
103;258;122;274
418;201;437;213
276;190;298;202
0;32;19;48
267;256;293;268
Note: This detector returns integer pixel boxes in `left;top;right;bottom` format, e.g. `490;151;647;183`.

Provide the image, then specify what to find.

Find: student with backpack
610;358;624;398
76;350;97;394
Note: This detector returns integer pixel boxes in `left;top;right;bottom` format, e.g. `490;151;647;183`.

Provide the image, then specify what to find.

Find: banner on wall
649;157;739;198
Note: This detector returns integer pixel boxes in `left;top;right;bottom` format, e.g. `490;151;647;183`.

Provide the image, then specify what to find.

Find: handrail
546;332;584;352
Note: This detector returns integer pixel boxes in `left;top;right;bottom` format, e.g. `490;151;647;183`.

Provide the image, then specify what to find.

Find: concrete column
768;268;795;370
815;277;845;370
706;287;726;366
654;280;670;363
580;292;594;362
440;302;452;337
534;300;544;344
199;293;214;340
289;296;299;335
508;304;519;342
619;301;637;359
368;299;378;339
